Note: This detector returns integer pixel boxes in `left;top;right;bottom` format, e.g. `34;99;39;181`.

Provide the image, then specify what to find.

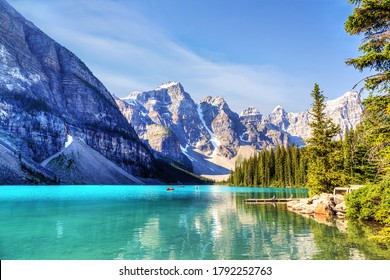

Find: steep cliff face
198;96;244;158
117;82;214;162
240;107;290;149
0;0;154;178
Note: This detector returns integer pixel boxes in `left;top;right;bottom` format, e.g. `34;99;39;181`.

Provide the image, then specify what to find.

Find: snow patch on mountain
197;104;220;156
0;44;9;61
157;81;179;90
0;43;42;90
64;135;73;148
180;145;197;162
121;91;141;102
325;91;360;111
240;106;261;117
272;105;285;113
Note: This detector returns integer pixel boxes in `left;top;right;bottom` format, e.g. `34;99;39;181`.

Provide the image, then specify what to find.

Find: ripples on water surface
0;185;388;260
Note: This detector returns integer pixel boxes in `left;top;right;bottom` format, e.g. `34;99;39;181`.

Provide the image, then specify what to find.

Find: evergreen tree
344;0;390;241
275;145;284;186
360;94;390;176
299;151;307;187
285;146;293;186
345;0;390;93
345;0;390;176
228;145;308;188
306;84;341;194
343;128;354;179
292;145;300;186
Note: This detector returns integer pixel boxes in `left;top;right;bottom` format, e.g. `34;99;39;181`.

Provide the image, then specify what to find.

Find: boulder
334;194;345;205
334;201;346;212
299;198;309;204
314;202;333;216
287;200;300;208
319;193;332;201
300;205;315;214
292;202;307;211
311;194;320;200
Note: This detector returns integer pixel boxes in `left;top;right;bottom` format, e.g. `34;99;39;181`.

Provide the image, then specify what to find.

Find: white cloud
9;0;311;113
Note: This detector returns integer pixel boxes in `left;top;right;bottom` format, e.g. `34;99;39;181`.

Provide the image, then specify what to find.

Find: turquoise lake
0;185;388;260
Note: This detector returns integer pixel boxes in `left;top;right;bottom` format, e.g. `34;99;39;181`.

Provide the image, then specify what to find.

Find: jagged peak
200;95;226;106
331;91;359;101
326;91;361;108
344;90;358;97
121;91;141;101
271;105;286;114
199;96;213;103
156;81;180;90
240;106;261;117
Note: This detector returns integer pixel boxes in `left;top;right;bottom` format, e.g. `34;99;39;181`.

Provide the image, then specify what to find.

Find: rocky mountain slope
0;137;57;184
119;82;363;179
0;0;154;184
41;136;145;185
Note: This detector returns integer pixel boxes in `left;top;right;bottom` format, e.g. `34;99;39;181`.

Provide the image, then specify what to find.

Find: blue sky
8;0;366;113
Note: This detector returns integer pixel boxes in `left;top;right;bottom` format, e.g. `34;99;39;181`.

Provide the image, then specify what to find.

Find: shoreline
287;193;348;231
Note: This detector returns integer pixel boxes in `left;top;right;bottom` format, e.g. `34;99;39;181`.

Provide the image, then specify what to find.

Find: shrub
346;176;390;225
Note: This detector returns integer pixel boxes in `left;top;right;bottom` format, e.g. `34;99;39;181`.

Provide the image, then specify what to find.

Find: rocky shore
287;193;348;230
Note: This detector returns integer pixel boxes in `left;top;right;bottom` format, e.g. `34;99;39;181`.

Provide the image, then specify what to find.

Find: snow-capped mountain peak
271;105;286;115
122;91;141;101
240;106;261;117
156;81;179;90
325;91;360;109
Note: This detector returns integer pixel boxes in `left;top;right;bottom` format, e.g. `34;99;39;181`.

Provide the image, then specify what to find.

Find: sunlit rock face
242;91;363;147
0;0;154;176
117;82;214;163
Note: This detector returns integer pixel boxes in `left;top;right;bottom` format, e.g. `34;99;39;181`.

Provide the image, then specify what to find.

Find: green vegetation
343;0;390;241
306;84;343;194
346;177;390;242
345;0;390;93
228;144;307;187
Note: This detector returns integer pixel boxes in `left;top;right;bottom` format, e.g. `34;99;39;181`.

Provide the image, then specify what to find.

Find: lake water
0;185;388;260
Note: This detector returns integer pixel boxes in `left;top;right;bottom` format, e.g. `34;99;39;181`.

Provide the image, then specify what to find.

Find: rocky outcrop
199;96;244;158
0;138;57;184
287;193;347;218
144;124;183;161
240;106;290;149
117;82;213;163
0;0;154;180
287;193;348;232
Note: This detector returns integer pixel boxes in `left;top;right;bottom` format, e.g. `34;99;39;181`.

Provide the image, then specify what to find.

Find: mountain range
0;0;363;184
116;82;362;180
